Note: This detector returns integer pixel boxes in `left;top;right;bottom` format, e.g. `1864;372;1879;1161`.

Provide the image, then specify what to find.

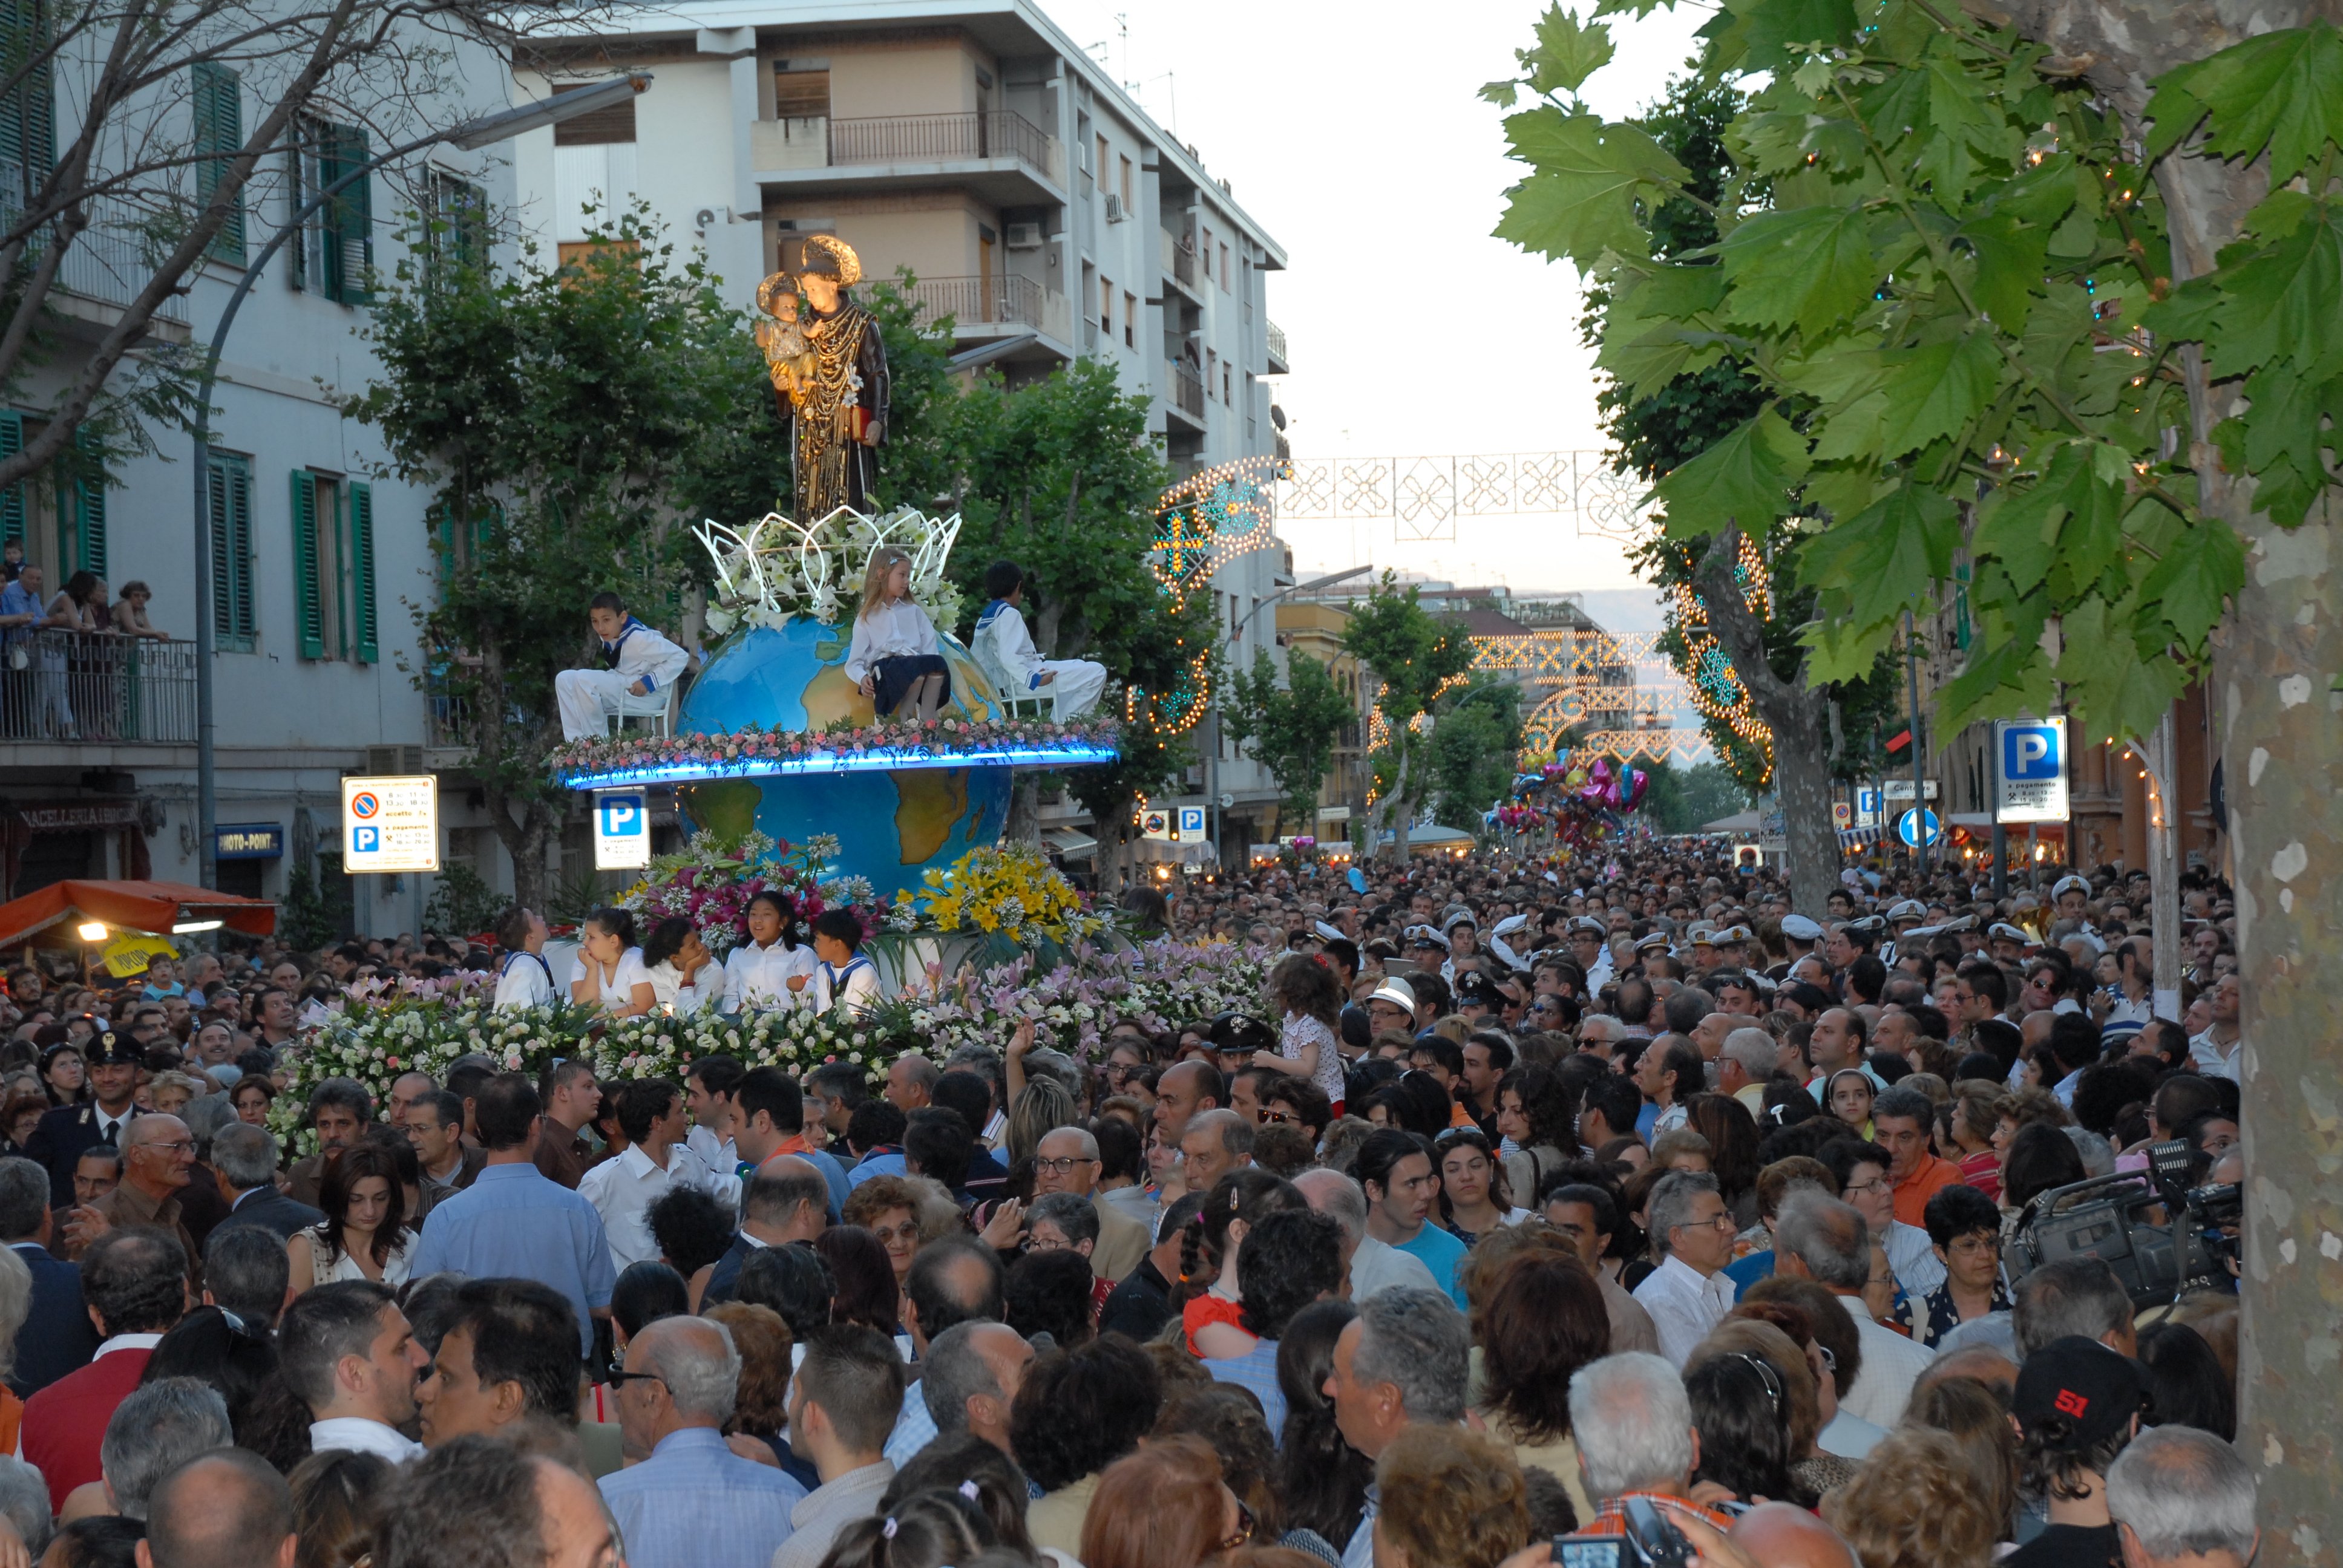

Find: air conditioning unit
1103;193;1129;223
1005;221;1044;249
365;745;425;776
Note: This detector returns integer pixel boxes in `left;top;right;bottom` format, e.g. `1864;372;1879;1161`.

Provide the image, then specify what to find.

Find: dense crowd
0;839;2259;1568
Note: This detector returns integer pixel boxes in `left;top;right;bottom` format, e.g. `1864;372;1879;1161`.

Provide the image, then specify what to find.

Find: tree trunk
1997;2;2343;1548
1006;775;1042;846
1694;528;1837;913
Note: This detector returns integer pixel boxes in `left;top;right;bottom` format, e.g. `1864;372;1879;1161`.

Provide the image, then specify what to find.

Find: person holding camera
1562;1352;1737;1540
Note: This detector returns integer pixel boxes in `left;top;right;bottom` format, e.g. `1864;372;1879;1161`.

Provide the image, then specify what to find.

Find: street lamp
191;74;651;892
1205;564;1372;861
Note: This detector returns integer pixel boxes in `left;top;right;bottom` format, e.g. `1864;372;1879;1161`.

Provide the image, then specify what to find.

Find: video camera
2007;1138;2242;1310
1552;1498;1701;1568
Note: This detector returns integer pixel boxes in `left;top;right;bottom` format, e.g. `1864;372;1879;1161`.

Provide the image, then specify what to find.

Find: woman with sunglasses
1434;1128;1530;1245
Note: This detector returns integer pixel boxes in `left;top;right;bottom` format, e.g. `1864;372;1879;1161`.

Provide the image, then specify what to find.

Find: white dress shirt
2189;1028;2242;1080
582;948;654;1011
725;940;818;1011
647;959;718;1014
578;1142;724;1272
842;599;939;685
310;1417;425;1464
1835;1291;1938;1428
1632;1254;1735;1368
494;950;558;1010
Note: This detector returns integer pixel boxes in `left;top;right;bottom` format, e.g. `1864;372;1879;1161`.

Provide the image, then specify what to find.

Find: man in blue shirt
1355;1129;1468;1310
600;1315;804;1568
410;1074;616;1359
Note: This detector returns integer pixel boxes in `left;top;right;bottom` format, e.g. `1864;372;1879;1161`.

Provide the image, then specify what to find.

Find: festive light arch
1667;532;1776;780
1129;456;1290;736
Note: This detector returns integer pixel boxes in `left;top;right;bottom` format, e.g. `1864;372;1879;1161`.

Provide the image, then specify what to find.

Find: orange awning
0;880;277;949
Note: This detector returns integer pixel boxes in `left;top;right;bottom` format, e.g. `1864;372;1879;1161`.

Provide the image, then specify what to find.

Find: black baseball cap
2014;1336;2149;1451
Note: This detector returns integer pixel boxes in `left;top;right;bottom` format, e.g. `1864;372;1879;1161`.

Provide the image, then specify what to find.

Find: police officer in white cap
1568;916;1614;990
2051;873;2098;935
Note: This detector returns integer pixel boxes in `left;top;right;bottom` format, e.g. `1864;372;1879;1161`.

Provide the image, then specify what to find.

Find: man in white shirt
280;1279;433;1463
1293;1168;1441;1302
973;561;1108;720
1631;1171;1738;1367
579;1079;723;1272
492;906;559;1010
2189;972;2243;1080
556;592;690;741
1773;1189;1935;1429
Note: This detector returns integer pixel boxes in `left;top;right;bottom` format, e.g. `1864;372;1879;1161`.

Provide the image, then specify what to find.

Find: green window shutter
208;452;255;648
0;411;21;548
290;469;323;659
192;62;244;264
322;123;372;305
0;0;53;201
349;480;376;662
286;131;306;292
62;433;103;576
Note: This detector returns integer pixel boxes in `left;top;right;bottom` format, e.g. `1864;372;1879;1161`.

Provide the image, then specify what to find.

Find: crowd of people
0;837;2262;1568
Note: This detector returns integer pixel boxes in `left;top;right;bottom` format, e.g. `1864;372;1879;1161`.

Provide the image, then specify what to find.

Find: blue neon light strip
557;742;1121;791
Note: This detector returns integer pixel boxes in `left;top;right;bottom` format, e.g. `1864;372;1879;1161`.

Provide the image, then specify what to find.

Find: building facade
1;28;526;938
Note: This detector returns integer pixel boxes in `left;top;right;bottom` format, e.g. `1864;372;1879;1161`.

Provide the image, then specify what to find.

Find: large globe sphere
674;618;1012;895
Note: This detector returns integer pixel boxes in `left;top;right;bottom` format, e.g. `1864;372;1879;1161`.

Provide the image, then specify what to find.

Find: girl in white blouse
843;546;951;721
571;907;656;1016
641;916;721;1013
726;890;818;1010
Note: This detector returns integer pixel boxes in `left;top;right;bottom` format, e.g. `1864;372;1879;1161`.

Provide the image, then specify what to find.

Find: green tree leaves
1224;647;1355;832
1492;3;2343;750
2147;19;2343;180
1651;407;1807;538
1496;107;1686;270
1717;203;1880;338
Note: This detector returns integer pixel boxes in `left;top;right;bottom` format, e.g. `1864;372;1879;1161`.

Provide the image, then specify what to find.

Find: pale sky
1047;0;1712;608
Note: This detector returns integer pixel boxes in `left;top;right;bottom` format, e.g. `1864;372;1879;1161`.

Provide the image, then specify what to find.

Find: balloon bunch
1486;750;1650;863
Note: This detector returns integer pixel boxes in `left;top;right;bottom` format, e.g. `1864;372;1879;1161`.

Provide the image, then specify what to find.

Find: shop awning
1041;826;1098;860
0;880;277;949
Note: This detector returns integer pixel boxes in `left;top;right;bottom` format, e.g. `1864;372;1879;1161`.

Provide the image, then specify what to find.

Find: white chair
971;622;1050;720
605;682;677;740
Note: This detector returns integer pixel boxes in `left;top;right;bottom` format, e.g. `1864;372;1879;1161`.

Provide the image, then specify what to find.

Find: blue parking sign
1994;717;2068;823
1178;806;1207;840
593;790;652;869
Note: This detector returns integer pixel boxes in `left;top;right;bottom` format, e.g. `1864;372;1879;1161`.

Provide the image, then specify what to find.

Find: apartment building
507;0;1301;859
1;32;525;935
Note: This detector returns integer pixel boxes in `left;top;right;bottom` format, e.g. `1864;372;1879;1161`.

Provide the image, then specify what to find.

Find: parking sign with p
1994;716;2069;823
594;791;652;869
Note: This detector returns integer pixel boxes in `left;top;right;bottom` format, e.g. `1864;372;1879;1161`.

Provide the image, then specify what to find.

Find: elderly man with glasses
1032;1126;1148;1283
68;1113;204;1287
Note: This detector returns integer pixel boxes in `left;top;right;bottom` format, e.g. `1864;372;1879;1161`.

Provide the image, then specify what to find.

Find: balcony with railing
752;111;1067;194
2;630;197;745
1266;319;1289;372
1162;229;1199;297
0;161;191;339
1168;359;1207;423
889;274;1072;345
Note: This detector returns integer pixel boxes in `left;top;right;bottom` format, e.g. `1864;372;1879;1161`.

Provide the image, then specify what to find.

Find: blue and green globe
674;618;1012;893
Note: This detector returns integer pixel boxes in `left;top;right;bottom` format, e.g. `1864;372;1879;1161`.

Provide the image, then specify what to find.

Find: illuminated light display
1666;532;1776;780
555;742;1122;791
1124;457;1288;739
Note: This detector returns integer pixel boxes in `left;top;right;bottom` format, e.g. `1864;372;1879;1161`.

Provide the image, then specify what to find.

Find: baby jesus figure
754;270;814;409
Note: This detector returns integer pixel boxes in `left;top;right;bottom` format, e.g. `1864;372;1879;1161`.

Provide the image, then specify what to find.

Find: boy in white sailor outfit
557;592;691;741
972;560;1108;720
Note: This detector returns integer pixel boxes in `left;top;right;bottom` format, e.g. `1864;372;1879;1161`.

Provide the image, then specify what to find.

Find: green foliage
1641;757;1755;835
279;864;346;953
424;864;508;938
1581;67;1902;792
342;205;775;897
1490;1;2339;746
1426;679;1526;835
1224;647;1355;832
1341;575;1476;849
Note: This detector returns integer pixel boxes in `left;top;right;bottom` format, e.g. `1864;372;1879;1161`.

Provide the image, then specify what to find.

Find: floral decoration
548;711;1121;785
618;830;876;958
890;842;1103;947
